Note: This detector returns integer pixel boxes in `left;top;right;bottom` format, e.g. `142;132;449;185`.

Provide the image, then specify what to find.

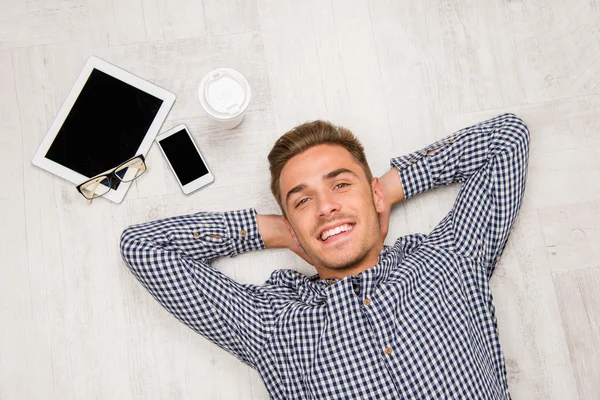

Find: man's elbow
505;113;530;150
119;226;138;269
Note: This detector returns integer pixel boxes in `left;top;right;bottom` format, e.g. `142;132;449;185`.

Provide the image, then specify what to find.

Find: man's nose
316;193;340;217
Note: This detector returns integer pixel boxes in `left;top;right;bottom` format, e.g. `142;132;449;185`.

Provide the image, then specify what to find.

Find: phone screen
158;129;209;186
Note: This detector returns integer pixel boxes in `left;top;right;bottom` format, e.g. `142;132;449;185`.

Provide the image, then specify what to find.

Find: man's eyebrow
323;168;358;181
285;168;358;206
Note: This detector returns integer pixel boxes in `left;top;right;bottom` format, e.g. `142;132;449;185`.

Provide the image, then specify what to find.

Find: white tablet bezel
155;124;215;195
32;56;176;203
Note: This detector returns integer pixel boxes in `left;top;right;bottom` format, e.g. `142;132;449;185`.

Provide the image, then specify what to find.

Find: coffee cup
198;68;251;129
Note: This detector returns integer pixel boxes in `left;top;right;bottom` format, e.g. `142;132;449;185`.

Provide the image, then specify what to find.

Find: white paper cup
198;68;251;129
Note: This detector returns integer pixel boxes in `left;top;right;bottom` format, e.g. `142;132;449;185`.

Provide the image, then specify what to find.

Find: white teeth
320;224;353;241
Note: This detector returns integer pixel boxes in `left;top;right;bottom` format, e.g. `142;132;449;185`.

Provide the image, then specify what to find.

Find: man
120;112;530;399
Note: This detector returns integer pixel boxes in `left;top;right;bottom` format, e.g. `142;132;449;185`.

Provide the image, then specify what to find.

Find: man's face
280;144;384;272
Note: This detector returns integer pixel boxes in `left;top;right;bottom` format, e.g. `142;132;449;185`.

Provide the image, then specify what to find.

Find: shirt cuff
390;154;431;200
223;208;266;256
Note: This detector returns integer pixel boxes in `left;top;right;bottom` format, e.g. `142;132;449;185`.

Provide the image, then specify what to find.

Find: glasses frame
76;154;147;203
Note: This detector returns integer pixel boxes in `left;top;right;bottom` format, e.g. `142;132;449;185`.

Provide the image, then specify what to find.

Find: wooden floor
1;0;599;398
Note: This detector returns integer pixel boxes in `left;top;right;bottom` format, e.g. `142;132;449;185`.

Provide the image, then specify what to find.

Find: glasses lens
79;176;111;199
115;157;146;182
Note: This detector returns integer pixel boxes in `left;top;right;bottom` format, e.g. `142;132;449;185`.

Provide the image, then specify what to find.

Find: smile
320;223;355;241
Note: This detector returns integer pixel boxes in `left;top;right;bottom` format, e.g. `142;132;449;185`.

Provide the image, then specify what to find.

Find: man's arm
256;214;291;248
386;113;530;277
120;208;276;368
378;146;443;206
379;166;406;205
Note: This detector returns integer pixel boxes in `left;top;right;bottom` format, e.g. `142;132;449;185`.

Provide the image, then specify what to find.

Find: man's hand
257;214;314;265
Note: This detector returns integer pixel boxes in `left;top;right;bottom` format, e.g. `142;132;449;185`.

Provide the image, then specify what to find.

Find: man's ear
371;177;385;213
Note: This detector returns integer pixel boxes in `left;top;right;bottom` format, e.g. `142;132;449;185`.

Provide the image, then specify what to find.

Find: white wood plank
154;0;206;40
553;267;600;400
369;0;525;116
538;200;600;273
489;208;579;399
140;0;165;42
526;145;600;210
258;0;328;130
507;0;600;103
0;51;22;196
203;0;259;35
0;0;90;49
538;200;600;396
84;0;147;47
0;48;48;400
107;0;147;45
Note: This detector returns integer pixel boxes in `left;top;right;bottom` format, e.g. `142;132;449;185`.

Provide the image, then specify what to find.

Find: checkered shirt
120;113;530;399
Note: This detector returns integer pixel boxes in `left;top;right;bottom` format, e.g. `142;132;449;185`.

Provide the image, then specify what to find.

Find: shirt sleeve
390;113;530;278
119;208;272;369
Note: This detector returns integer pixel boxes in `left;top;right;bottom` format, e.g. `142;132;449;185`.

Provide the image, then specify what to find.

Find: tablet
32;56;176;203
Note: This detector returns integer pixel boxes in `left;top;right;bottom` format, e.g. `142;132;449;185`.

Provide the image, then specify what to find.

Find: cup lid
199;68;251;120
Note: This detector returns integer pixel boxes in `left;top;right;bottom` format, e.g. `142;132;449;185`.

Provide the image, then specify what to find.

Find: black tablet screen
45;68;163;189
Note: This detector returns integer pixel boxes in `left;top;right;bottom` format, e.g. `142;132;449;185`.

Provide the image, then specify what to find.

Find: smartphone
155;124;214;194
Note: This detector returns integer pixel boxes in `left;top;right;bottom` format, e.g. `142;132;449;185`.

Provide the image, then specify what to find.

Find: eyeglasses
76;155;147;203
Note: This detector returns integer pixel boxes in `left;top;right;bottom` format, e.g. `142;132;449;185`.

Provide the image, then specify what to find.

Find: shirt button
327;279;336;285
450;136;455;143
363;298;372;306
409;158;415;163
385;346;393;355
193;232;199;238
240;229;247;237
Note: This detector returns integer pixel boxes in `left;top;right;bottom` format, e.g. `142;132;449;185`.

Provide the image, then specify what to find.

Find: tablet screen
45;68;163;189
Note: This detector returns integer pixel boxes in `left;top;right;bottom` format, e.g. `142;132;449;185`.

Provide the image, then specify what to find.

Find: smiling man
275;142;388;279
121;113;530;399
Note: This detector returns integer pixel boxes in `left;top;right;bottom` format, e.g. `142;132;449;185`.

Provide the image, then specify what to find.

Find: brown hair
268;120;373;213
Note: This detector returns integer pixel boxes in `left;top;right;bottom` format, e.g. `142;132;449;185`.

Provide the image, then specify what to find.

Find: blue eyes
295;183;350;208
